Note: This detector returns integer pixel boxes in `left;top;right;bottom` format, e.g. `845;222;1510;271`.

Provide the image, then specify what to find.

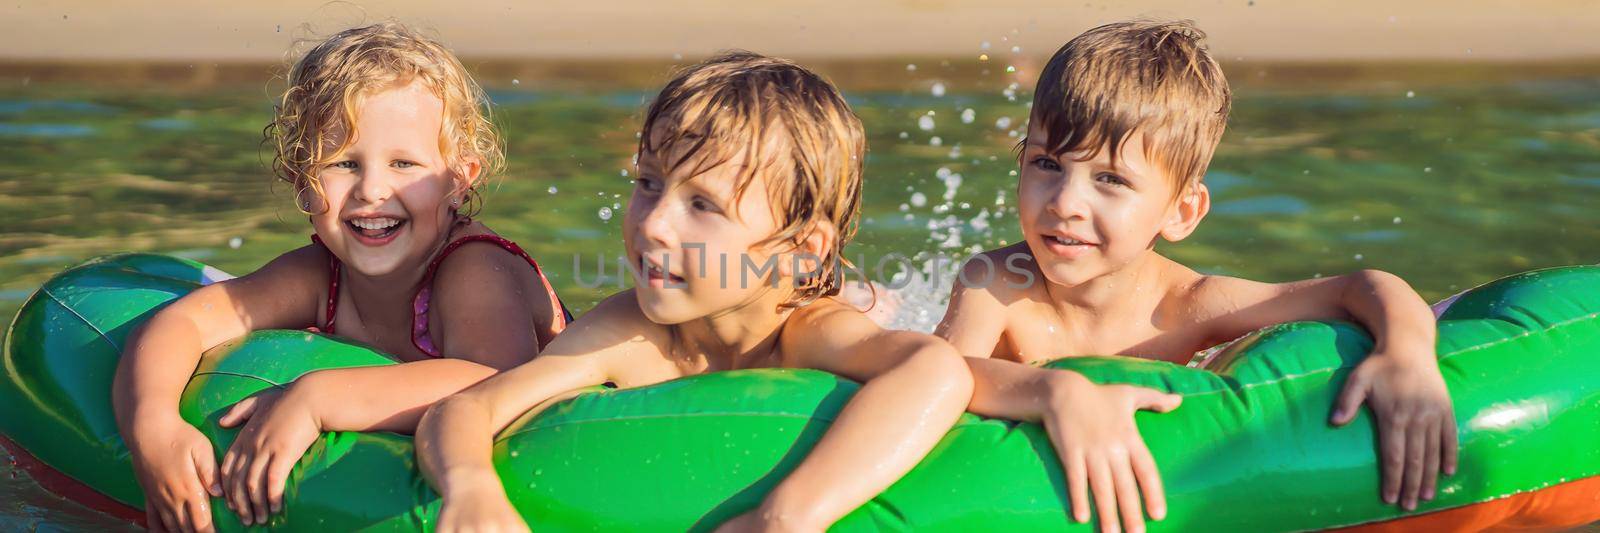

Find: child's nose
635;202;680;250
1047;176;1092;221
352;169;396;205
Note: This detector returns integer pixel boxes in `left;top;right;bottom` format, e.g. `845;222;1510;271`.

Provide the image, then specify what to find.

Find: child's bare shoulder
553;290;673;356
430;231;555;313
957;242;1044;305
227;244;332;295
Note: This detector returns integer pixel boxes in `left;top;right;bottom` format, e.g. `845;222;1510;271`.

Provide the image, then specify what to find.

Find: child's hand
437;483;529;533
217;385;321;526
128;416;222;533
1331;348;1458;511
1041;372;1181;533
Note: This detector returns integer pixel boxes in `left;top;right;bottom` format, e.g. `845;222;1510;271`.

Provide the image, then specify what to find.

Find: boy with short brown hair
939;21;1455;533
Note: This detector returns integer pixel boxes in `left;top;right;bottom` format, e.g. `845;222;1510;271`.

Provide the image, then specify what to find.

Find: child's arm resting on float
1189;269;1456;510
215;246;557;525
110;246;325;533
935;260;1179;532
417;293;657;532
725;300;973;531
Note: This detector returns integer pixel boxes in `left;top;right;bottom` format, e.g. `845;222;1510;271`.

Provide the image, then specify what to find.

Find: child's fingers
1111;457;1146;533
146;502;170;533
1130;441;1166;521
1442;414;1460;476
1130;388;1182;413
246;454;273;525
219;449;240;518
267;455;295;514
1402;421;1428;510
160;504;184;533
1423;418;1442;501
191;444;221;498
1330;371;1372;426
218;397;258;428
183;496;215;533
1064;446;1090;523
227;454;253;525
1088;457;1120;533
1380;419;1406;504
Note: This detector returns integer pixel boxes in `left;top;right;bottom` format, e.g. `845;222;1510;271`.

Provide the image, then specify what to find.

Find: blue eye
331;160;357;170
392;160;417;169
1031;156;1061;172
1096;173;1130;187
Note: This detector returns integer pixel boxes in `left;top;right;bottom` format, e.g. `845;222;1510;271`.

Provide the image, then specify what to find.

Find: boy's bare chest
1000;310;1205;366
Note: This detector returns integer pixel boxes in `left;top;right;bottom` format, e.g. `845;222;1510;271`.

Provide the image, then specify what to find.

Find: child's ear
296;183;327;215
1160;181;1210;242
451;158;484;203
777;221;838;279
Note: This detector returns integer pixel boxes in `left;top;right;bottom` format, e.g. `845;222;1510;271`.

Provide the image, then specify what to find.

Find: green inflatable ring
2;253;1598;531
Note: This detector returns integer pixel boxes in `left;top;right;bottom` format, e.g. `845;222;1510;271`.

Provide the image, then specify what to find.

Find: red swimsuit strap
411;234;572;357
310;234;340;335
309;233;572;357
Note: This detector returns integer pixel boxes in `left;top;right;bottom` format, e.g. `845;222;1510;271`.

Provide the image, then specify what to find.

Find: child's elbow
1351;268;1406;288
899;336;975;401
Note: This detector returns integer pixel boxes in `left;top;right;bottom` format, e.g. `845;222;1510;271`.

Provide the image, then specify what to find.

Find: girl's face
624;135;804;325
1016;120;1203;288
309;80;475;278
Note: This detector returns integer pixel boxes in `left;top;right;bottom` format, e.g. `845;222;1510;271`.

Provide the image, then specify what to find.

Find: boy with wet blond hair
418;52;973;531
938;21;1455;533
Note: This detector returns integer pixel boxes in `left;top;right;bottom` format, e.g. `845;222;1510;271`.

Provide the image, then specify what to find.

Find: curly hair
265;21;503;216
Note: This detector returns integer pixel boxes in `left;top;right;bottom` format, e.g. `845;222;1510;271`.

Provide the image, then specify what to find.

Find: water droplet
898;131;909;139
995;116;1013;130
598;207;613;221
228;237;243;249
1352;214;1362;222
1354;253;1364;261
961;108;976;124
1423;166;1432;173
1006;65;1016;73
980;41;992;50
906;63;918;72
1406;90;1415;98
512;79;521;86
548;186;558;194
930;136;943;147
910;192;928;207
978;53;989;61
931;82;946;97
1011;45;1022;53
1393;217;1402;224
918;115;936;131
620;168;629;177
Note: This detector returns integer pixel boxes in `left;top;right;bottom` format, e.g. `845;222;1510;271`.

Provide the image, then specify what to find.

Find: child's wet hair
640;51;866;307
1028;20;1230;193
265;21;503;216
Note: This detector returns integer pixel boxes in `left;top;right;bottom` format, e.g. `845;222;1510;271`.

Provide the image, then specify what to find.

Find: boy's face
1016;120;1204;288
625;129;801;325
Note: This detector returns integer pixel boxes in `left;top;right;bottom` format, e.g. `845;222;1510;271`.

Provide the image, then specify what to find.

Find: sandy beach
4;0;1599;62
